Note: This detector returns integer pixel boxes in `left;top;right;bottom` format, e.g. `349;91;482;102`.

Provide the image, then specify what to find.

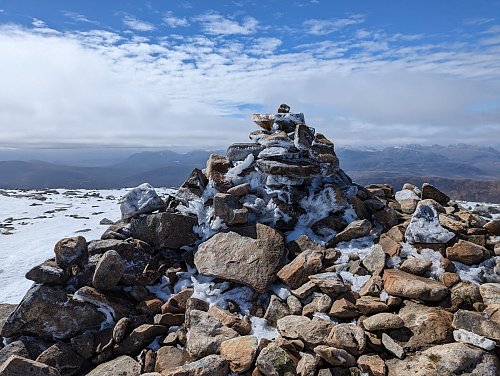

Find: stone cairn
1;105;500;375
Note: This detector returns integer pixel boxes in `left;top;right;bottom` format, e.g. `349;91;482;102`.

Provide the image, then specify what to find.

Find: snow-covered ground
1;188;498;305
0;188;172;303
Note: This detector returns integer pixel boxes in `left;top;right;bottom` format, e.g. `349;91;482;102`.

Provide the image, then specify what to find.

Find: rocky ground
1;105;499;376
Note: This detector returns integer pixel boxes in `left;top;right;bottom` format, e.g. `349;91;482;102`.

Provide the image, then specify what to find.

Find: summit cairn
1;105;500;375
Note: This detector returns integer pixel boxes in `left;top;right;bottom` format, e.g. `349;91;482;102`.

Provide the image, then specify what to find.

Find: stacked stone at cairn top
197;104;353;237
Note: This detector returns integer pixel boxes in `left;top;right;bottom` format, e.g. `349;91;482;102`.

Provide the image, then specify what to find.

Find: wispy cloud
304;14;364;35
163;11;189;28
194;11;258;35
63;11;100;26
464;17;495;26
122;15;155;32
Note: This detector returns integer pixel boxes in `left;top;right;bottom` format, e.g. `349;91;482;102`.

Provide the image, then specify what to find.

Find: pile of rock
1;105;499;376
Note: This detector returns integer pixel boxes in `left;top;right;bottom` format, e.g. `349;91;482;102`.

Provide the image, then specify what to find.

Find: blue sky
0;0;499;151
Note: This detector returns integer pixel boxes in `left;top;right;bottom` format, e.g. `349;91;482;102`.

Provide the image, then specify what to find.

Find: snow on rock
453;329;496;350
395;189;420;202
119;183;165;220
405;204;455;244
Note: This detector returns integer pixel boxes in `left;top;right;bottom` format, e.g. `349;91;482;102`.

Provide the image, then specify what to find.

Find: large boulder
194;223;286;292
119;183;165;220
405;204;455;244
0;284;104;340
130;212;198;249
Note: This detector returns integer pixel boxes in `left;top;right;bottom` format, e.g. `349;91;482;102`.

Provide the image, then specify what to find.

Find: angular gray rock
194;223;286;293
25;259;69;285
453;329;496;351
130;212;198;249
405;204;455;244
120;183;165;220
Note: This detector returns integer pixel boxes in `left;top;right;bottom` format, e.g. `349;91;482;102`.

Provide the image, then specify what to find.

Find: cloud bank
0;9;499;150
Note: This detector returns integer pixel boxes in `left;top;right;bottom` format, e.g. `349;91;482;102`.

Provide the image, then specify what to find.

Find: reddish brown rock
277;250;324;289
383;269;448;302
445;240;489;265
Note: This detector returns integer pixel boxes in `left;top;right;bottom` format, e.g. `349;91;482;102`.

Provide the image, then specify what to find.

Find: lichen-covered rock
155;346;194;373
194;223;286;293
120;183;165;220
363;313;404;331
314;345;356;367
326;323;366;356
256;343;297;376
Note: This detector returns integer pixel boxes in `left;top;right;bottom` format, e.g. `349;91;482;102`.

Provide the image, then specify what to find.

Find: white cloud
0;23;499;151
194;11;258;35
163;11;189;28
304;14;364;35
122;15;155;32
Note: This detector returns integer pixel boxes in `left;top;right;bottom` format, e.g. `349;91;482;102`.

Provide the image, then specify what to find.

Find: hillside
0;144;498;202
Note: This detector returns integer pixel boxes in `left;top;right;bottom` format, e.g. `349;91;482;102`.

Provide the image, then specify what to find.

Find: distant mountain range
1;144;499;202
